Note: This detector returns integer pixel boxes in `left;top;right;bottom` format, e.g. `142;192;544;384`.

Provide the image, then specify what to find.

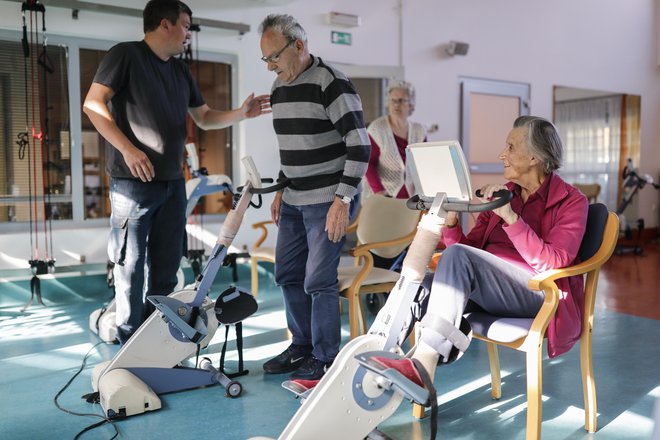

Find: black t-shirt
93;41;205;180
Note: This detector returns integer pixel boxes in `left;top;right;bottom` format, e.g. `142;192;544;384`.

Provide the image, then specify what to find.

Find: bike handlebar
406;189;513;212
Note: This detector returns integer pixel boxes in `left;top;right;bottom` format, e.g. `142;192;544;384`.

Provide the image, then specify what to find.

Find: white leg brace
420;312;472;363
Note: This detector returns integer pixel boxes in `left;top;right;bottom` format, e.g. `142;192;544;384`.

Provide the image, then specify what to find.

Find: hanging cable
19;0;55;312
37;7;56;259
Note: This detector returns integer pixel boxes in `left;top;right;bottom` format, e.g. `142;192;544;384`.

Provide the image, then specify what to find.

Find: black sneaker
263;344;312;374
289;356;332;381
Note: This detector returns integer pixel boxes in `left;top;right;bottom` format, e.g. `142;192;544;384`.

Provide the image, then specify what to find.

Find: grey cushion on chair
465;312;534;343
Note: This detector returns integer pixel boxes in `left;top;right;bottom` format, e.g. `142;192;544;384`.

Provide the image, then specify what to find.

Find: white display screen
406;140;472;202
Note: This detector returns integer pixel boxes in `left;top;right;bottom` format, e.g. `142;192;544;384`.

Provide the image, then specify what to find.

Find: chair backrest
578;203;609;261
574;183;601;204
356;194;421;258
579;204;619;338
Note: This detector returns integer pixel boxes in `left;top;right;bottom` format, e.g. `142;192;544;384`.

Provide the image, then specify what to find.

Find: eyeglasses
261;38;295;63
389;98;410;105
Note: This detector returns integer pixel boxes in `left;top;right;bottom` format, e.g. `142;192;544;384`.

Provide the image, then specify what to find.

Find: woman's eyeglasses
389;98;410;105
261;38;296;63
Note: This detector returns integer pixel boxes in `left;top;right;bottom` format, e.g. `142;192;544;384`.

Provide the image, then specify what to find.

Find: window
0;39;71;222
78;49;234;219
0;31;236;226
555;95;622;210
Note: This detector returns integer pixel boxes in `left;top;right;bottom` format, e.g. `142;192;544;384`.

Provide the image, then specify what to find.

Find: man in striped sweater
259;14;370;381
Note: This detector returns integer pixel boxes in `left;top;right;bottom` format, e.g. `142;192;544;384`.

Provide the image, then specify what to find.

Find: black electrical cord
53;340;119;440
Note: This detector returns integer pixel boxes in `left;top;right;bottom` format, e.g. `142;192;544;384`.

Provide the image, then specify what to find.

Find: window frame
0;29;239;233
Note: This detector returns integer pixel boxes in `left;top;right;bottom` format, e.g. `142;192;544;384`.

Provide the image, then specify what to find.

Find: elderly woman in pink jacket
373;115;589;389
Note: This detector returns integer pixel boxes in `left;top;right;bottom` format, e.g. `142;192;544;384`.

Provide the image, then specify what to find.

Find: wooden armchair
413;204;619;440
250;220;277;298
338;194;421;339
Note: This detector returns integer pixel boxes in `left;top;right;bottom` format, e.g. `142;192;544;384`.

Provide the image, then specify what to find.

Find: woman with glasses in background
365;80;427;199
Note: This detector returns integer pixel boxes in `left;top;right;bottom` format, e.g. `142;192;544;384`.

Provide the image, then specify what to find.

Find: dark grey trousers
419;244;545;357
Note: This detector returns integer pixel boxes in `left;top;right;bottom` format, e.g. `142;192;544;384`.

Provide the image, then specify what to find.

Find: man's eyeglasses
389;98;410;105
261;38;296;63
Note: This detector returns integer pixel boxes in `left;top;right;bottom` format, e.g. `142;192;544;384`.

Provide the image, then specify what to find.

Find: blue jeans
275;196;359;363
108;177;186;343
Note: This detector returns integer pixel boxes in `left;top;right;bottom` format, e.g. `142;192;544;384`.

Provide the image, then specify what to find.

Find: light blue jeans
108;177;186;343
275;196;359;363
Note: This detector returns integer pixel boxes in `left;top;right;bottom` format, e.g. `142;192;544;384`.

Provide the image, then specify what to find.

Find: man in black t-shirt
83;0;270;344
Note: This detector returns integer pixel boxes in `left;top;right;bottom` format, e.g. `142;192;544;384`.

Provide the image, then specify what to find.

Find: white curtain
555;96;621;210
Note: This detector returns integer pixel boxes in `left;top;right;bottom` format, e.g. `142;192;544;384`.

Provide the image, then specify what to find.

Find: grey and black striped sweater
270;55;370;206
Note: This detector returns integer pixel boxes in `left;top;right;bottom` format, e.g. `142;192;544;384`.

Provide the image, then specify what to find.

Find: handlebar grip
406;195;431;211
475;189;510;199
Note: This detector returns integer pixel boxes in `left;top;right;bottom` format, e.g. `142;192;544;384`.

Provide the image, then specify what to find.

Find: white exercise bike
251;141;512;440
88;156;287;419
89;143;234;343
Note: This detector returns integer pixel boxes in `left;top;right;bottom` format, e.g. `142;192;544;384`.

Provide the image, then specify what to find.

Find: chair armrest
528;260;596;290
342;251;376;295
252;220;275;249
428;252;442;271
522;246;611;349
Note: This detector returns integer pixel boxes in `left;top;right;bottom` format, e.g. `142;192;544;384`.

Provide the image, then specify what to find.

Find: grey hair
387;79;416;113
513;115;563;173
258;14;307;43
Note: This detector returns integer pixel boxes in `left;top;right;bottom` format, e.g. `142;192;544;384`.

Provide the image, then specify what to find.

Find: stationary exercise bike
615;158;660;255
250;141;512;440
89;157;285;419
89;144;234;342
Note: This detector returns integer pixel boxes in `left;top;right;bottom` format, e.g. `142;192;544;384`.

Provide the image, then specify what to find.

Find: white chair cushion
465;312;533;343
337;266;400;291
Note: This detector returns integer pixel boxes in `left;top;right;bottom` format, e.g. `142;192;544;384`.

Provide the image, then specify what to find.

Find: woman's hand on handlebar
477;184;518;225
444;211;459;228
271;191;283;226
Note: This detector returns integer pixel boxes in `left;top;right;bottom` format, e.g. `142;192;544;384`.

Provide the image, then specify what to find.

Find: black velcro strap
412;358;437;440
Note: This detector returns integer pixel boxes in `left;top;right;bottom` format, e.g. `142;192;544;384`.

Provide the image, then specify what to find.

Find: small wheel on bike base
226;381;242;398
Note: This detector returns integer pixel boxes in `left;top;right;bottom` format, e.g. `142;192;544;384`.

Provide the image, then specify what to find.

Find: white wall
0;0;658;269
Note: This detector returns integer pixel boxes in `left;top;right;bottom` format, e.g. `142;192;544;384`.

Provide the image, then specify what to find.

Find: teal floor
0;262;658;439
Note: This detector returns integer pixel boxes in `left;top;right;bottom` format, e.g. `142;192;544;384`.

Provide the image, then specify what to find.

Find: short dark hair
143;0;192;34
513;115;563;173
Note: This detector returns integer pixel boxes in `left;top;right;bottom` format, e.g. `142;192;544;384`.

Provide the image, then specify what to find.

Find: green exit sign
331;31;352;46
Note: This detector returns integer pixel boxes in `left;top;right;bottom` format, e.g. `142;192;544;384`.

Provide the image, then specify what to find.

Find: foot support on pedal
281;379;318;400
354;350;431;407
